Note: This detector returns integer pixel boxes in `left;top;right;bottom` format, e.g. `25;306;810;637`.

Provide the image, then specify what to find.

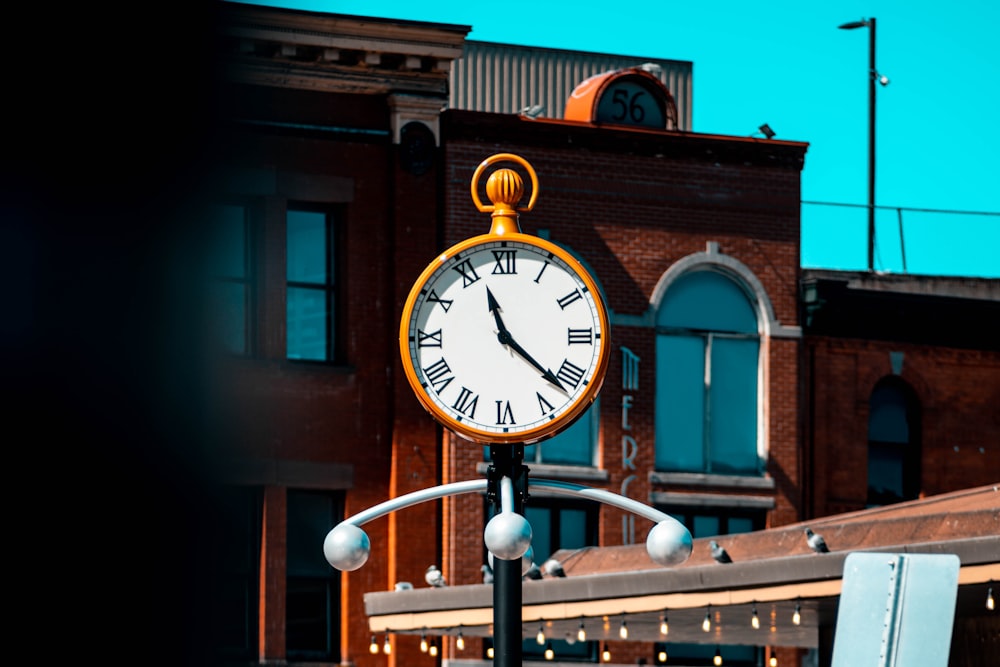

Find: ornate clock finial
470;153;539;236
485;168;524;233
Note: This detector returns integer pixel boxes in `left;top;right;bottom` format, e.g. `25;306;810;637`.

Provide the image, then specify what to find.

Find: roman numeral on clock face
555;359;586;389
536;392;555;416
557;289;583;309
453;258;481;288
417;328;442;347
567;328;593;345
426;289;453;312
422;358;454;394
452;386;479;418
491;249;517;275
495;400;516;425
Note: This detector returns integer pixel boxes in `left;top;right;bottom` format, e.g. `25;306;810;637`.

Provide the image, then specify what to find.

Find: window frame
285;203;342;363
285;489;343;662
654;268;763;476
207;200;256;357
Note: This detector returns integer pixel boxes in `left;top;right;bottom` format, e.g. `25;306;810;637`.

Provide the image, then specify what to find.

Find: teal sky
235;0;1000;278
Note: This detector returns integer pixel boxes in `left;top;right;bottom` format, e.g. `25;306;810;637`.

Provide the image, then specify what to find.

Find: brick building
200;3;998;667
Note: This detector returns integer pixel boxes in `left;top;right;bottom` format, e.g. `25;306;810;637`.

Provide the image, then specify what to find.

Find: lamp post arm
344;479;488;527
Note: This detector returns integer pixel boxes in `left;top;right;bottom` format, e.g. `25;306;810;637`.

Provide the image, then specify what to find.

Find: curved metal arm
530;478;672;524
343;479;487;527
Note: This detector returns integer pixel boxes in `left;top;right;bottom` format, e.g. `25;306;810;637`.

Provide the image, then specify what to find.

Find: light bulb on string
658;649;668;663
487;646;494;659
429;639;439;657
420;631;428;653
368;635;379;655
602;643;611;662
537;623;546;645
456;630;465;651
660;612;669;636
770;655;778;666
577;618;587;642
987;586;994;611
383;633;391;655
702;606;712;632
544;641;555;660
619;616;629;639
714;645;723;666
751;604;760;629
792;602;801;626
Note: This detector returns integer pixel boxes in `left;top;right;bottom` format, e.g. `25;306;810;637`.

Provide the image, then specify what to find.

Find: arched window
868;378;921;506
655;270;761;475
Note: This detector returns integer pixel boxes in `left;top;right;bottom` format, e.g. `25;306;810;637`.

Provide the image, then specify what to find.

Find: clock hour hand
487;287;566;391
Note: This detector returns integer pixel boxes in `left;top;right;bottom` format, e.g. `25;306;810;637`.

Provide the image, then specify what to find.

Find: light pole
839;17;888;272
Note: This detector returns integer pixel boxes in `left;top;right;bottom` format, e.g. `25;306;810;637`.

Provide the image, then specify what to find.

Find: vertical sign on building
621;347;640;544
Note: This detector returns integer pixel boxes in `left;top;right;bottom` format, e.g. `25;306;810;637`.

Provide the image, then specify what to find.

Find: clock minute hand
487;287;566;391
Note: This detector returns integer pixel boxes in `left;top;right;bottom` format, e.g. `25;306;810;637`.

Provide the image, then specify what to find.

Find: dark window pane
286;287;327;360
692;515;720;539
286;210;328;284
657;270;757;333
287;491;341;661
655;334;705;471
524;506;552;563
209;281;247;355
559;508;588;549
708;337;759;474
212;204;248;280
537;403;596;465
213;487;261;659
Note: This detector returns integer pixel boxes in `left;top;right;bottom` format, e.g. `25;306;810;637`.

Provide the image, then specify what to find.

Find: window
208;203;252;355
526;401;599;466
286;206;338;361
286;490;342;662
868;378;921;506
213;486;261;661
659;507;765;539
655;270;761;475
520;498;598;661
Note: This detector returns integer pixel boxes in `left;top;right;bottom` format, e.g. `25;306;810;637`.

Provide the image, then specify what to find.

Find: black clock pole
487;443;528;667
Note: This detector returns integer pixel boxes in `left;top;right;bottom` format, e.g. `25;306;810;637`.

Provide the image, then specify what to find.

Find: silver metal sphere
324;523;371;571
645;519;693;567
484;512;533;561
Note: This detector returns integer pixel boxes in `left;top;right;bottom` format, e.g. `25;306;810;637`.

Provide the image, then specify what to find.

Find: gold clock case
399;231;610;445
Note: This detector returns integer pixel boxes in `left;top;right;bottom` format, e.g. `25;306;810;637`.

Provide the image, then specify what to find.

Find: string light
537;622;546;645
420;631;428;653
577;618;587;642
368;635;379;655
429;639;439;657
544;641;555;660
658;648;668;663
988;586;995;611
660;612;669;636
702;605;712;632
792;602;802;626
619;616;629;639
602;643;611;662
456;630;465;651
487;646;494;659
770;655;778;666
714;645;723;666
751;604;760;629
382;633;391;655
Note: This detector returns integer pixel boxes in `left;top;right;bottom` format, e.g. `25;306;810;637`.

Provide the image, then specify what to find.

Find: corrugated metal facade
449;40;693;131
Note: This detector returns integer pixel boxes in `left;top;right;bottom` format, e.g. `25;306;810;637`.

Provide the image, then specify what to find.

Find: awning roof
364;485;999;647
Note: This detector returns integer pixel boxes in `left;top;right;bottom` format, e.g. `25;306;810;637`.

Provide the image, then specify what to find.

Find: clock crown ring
470;153;539;235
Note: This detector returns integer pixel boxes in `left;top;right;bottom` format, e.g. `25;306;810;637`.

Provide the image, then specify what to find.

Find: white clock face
402;236;609;444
